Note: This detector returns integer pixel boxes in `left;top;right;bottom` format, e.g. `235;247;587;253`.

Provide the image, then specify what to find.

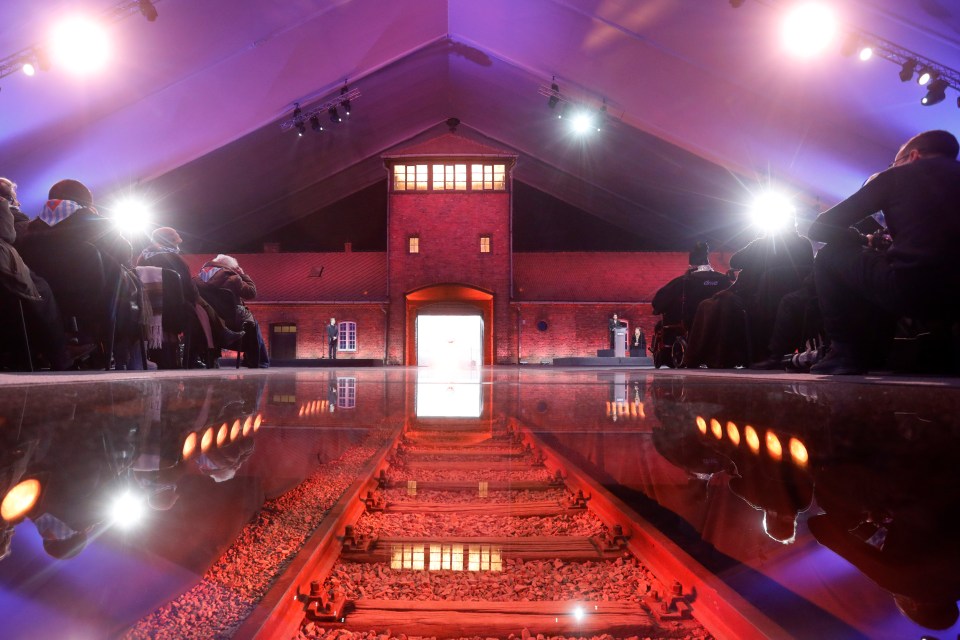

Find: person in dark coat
0;178;93;370
652;241;733;330
195;254;268;368
326;317;339;359
807;129;960;374
728;225;814;364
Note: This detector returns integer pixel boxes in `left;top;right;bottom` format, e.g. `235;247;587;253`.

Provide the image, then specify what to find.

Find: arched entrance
405;284;494;366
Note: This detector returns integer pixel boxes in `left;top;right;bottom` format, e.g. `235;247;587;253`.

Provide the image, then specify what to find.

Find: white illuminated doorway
416;315;483;370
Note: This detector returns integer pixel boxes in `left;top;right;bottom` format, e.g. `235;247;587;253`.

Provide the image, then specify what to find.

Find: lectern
614;326;627;357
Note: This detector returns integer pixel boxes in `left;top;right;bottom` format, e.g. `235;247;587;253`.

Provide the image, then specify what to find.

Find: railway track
236;417;788;640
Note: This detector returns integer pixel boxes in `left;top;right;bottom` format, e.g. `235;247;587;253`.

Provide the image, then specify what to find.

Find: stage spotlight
750;191;796;233
111;197;151;236
917;67;934;86
49;16;111;75
781;3;837;58
110;491;146;529
548;79;560;109
899;59;917;82
858;46;873;61
138;0;159;22
328;106;341;123
22;62;35;76
310;114;322;132
571;111;594;134
921;78;948;106
341;85;351;115
296;122;305;136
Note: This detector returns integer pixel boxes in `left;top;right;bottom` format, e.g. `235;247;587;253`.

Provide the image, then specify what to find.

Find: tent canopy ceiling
1;0;958;250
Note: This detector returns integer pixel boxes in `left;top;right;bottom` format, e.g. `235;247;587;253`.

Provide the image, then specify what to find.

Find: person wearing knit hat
151;227;182;248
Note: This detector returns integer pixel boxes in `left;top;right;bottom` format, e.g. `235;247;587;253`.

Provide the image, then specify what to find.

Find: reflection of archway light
298;405;305;417
789;437;809;466
727;421;741;446
766;431;783;460
201;427;215;452
242;416;253;437
744;425;760;453
230;419;241;441
1;478;41;522
781;3;837;58
216;423;228;447
710;418;723;439
254;414;262;431
573;605;585;622
182;432;198;460
696;416;708;434
50;16;111;75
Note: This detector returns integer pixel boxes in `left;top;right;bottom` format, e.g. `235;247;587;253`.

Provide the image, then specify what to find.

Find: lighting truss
280;87;361;132
0;0;160;82
853;31;960;99
538;82;615;120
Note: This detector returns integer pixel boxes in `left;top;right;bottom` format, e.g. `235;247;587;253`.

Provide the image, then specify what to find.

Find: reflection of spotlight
201;426;215;452
573;605;584;621
696;416;707;434
789;437;809;466
242;416;253;437
182;432;198;460
745;425;760;453
766;431;783;460
710;418;723;439
230;419;241;441
110;491;146;529
216;423;228;447
254;414;263;432
727;421;741;446
1;479;41;522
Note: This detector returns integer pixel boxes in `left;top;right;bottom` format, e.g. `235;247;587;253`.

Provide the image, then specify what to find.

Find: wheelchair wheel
671;336;688;369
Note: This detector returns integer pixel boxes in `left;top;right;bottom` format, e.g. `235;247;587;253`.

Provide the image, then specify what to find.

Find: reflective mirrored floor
1;367;958;640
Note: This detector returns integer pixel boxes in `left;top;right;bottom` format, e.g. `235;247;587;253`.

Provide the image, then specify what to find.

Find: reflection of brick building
186;133;730;364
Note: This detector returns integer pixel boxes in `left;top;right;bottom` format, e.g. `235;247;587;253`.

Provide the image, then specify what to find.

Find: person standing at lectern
608;313;625;349
326;317;338;360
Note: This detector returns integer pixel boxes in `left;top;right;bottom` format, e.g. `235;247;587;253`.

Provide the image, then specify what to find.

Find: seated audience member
652;241;732;330
0;178;93;370
195;254;269;368
136;228;243;363
807;129;960;375
728;219;814;364
18;179;141;367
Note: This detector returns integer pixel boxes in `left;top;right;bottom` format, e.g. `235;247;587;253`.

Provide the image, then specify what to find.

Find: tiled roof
384;133;515;159
182;252;388;302
513;252;732;302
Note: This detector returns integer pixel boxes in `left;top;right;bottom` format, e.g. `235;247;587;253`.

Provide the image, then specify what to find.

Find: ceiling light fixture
547;77;560;109
921;78;948;106
137;0;158;22
898;59;917;82
280;85;359;134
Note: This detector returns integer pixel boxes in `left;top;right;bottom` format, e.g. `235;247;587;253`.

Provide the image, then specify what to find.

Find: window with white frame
471;164;506;191
408;235;420;254
479;235;491;253
394;164;429;191
432;164;468;191
338;321;356;352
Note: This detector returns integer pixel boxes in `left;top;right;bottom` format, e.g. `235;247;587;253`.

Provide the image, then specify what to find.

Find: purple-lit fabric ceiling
1;0;957;249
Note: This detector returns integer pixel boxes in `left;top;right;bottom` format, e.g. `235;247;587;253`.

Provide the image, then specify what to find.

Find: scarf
139;244;180;262
135;266;164;349
197;264;222;283
38;199;97;226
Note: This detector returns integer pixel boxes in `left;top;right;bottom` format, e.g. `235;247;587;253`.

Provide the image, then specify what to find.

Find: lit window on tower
471;164;506;190
432;164;468;190
394;164;428;191
480;235;491;253
408;235;420;254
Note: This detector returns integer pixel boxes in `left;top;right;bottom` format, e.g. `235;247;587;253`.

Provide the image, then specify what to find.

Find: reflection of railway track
237;419;787;640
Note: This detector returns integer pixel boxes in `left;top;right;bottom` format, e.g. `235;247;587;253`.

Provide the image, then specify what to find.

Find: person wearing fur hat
195;254;268;368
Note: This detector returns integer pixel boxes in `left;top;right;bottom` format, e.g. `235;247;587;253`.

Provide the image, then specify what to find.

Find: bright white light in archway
111;198;152;236
782;3;837;58
50;17;111;75
750;191;796;234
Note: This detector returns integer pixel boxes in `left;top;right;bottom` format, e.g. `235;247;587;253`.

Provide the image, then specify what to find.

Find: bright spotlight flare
110;491;146;529
750;191;796;234
49;16;111;75
781;2;838;58
111;197;152;236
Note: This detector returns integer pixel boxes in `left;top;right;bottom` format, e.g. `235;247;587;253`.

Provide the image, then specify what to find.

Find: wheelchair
650;318;688;369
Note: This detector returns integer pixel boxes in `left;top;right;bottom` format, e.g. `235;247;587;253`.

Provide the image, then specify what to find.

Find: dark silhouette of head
688;241;710;266
900;130;959;161
42;530;88;560
48;179;94;207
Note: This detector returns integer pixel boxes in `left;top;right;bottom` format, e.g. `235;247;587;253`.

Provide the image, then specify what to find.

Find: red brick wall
512;303;657;361
246;303;387;360
387;191;513;364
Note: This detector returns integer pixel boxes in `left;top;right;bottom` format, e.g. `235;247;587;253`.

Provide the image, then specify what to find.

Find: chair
17;238;119;370
196;286;246;368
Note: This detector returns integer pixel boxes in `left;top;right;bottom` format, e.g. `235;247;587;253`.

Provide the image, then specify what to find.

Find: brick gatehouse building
186;133;731;365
